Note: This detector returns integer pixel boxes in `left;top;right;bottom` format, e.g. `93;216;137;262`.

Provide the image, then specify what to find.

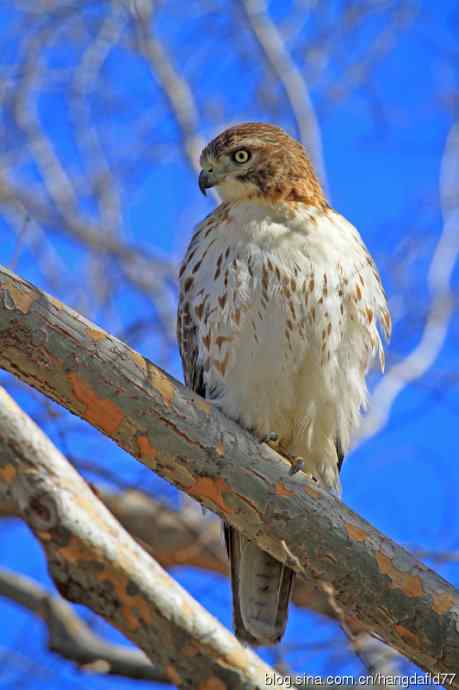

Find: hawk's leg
261;432;306;476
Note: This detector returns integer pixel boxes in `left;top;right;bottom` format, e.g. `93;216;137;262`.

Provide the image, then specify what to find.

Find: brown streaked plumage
178;122;390;646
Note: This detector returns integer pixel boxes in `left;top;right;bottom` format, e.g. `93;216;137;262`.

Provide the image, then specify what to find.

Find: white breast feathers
178;201;390;492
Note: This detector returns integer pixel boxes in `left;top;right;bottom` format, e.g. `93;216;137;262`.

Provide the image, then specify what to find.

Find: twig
0;567;166;682
131;0;204;173
359;121;459;443
239;0;327;189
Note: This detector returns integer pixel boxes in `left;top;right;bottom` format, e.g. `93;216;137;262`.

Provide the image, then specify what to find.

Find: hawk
177;123;390;646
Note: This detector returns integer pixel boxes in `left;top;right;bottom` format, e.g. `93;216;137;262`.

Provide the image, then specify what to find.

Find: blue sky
1;1;459;688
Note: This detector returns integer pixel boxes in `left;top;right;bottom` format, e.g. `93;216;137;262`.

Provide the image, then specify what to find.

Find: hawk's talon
288;457;304;475
262;431;280;449
262;434;304;475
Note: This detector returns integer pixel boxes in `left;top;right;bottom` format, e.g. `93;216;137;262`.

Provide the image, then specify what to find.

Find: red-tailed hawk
177;123;390;646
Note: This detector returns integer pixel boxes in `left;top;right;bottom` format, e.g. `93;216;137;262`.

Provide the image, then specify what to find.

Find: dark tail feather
224;523;294;646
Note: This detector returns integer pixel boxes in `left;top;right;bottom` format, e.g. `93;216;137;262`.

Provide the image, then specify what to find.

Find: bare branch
0;385;287;690
360;121;459;443
132;1;205;173
239;0;327;188
88;487;343;619
70;4;126;232
0;265;458;680
0;482;362;621
0;173;178;341
0;567;166;682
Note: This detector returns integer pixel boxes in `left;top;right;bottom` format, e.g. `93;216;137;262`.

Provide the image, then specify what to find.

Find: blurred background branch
0;568;167;682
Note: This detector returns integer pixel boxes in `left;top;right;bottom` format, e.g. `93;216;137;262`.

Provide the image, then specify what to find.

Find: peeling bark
0;486;342;620
1;265;459;680
99;489;339;618
0;385;288;690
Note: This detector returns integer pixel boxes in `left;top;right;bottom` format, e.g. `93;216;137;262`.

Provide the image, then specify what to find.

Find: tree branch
0;384;287;690
131;1;204;175
239;0;327;189
0;265;458;680
359;120;459;444
0;482;346;619
0;567;166;682
87;488;343;620
0;500;398;688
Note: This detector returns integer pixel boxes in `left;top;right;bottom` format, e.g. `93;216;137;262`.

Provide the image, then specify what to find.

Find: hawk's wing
177;263;266;644
177;216;347;644
336;437;345;473
177;295;205;397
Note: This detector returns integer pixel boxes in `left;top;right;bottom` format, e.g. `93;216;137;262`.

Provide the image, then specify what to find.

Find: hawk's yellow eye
232;149;251;164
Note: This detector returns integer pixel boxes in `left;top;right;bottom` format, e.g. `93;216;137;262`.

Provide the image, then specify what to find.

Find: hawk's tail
224;524;294;646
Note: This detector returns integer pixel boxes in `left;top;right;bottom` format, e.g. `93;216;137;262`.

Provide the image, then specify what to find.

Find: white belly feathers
178;201;390;491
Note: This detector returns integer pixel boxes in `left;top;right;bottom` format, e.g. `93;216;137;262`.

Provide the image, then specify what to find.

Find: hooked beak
198;170;215;196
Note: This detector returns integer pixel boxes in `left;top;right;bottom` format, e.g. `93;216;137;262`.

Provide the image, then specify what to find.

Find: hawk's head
199;122;327;208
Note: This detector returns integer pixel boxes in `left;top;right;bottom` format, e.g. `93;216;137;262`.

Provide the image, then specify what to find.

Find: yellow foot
288;456;304;476
262;433;306;476
262;431;280;450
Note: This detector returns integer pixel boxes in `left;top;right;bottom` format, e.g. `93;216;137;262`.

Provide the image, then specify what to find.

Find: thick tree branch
90;488;340;620
0;265;458;680
0;494;399;687
0;483;341;619
0;385;287;690
0;567;166;682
